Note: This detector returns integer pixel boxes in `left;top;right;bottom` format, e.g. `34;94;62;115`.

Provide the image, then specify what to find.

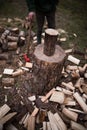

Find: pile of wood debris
0;24;87;130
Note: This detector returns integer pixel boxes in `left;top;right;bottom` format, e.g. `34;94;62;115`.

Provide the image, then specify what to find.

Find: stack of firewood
0;104;17;130
0;57;87;130
0;25;87;130
0;27;26;53
17;58;87;130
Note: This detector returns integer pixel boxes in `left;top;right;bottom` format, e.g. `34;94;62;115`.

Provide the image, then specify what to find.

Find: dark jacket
26;0;59;12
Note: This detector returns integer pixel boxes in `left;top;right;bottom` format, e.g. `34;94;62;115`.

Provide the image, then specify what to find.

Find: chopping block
30;28;66;94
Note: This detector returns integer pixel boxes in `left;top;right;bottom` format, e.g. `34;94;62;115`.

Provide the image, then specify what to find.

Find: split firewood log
5;124;18;130
62;107;78;121
47;122;51;130
0;54;9;60
12;69;24;77
73;92;87;113
74;78;84;93
47;111;59;130
67;55;80;65
7;36;18;42
56;86;73;95
8;42;17;50
10;27;19;34
27;88;55;130
61;82;75;91
0;112;17;124
43;121;47;130
2;78;14;86
71;121;86;130
48;111;67;130
49;91;65;104
0;104;10;119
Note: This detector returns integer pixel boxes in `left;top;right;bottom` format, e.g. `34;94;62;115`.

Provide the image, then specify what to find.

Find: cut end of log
45;28;58;36
34;44;66;63
44;28;58;56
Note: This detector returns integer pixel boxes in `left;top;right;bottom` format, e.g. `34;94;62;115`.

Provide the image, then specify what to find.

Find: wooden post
44;28;58;56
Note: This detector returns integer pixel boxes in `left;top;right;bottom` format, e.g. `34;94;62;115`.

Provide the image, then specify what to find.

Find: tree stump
30;29;66;94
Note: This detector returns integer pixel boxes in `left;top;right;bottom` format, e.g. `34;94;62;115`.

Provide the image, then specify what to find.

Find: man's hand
28;12;35;21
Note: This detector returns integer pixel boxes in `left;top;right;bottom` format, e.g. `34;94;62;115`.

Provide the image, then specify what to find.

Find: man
26;0;59;44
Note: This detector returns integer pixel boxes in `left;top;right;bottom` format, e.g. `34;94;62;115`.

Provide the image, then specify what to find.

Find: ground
0;0;87;129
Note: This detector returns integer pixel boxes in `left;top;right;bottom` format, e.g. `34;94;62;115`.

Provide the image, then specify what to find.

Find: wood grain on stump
44;28;58;56
28;28;66;94
30;44;66;94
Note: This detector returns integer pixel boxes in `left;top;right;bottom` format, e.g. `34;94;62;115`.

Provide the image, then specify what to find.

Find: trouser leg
46;11;56;29
36;12;45;44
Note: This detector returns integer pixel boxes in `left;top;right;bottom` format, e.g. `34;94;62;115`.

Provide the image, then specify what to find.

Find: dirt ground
0;0;87;130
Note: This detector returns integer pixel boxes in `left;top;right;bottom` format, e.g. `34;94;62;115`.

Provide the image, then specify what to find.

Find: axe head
35;98;50;110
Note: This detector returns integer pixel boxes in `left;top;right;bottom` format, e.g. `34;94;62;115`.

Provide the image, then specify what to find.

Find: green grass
0;0;87;51
0;0;28;18
57;0;87;50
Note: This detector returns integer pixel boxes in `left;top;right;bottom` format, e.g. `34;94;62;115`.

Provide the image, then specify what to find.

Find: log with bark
28;28;66;94
2;78;14;86
44;28;58;56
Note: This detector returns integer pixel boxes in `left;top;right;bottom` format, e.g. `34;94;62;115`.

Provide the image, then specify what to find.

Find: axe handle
27;21;32;56
41;88;55;102
31;107;39;117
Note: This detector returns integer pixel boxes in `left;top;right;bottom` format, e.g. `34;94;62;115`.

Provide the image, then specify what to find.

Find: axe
26;88;55;130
